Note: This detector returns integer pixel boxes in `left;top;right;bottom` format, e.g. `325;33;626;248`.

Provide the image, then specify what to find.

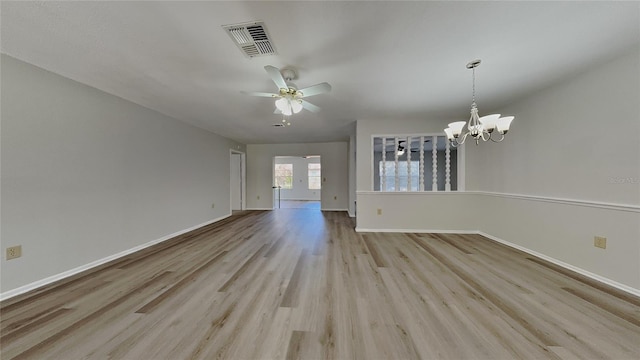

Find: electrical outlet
6;245;22;260
334;196;337;200
377;208;382;215
594;236;607;249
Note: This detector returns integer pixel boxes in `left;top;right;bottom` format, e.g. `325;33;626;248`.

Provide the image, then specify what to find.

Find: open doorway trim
230;149;246;211
273;155;322;210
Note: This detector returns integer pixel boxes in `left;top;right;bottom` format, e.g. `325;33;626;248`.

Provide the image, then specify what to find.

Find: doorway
273;155;321;210
230;150;245;211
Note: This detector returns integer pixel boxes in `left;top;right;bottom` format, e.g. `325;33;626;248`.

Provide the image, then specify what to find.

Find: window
373;135;458;192
308;163;321;189
274;163;293;189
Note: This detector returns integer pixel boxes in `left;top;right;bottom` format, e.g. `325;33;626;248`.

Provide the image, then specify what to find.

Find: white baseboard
477;232;640;297
245;207;273;211
4;219;637;301
355;228;477;234
0;214;232;302
348;211;355;218
321;208;349;212
352;227;639;297
279;198;321;201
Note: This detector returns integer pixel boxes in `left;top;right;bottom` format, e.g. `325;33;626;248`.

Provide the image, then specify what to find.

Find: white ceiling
2;1;638;144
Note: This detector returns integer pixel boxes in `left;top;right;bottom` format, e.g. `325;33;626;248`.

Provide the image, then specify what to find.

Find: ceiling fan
242;65;331;116
387;139;431;156
394;139;430;155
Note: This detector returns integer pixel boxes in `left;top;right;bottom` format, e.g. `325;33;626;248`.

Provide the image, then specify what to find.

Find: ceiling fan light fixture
244;65;331;116
291;99;303;114
275;97;291;115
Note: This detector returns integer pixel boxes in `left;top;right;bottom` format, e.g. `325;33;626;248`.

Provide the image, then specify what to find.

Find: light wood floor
278;200;321;209
1;210;639;359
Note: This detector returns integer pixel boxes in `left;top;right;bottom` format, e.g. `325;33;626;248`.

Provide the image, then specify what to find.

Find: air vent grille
222;21;277;58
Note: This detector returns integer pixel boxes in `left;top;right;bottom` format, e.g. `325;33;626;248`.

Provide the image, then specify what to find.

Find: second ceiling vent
223;21;276;58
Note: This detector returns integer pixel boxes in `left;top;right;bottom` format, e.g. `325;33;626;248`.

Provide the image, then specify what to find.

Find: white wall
466;50;640;205
230;153;243;210
355;49;640;292
246;142;348;211
274;156;321;201
355;117;463;231
466;49;640;291
356;192;481;232
348;132;357;217
1;55;246;295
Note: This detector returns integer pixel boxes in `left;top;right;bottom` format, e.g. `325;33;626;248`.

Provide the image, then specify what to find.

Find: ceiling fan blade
241;91;279;98
300;100;321;113
298;82;331;97
264;65;288;90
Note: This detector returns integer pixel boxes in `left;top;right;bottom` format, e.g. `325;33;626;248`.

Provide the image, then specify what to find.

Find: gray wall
466;50;640;205
1;55;245;295
465;49;640;290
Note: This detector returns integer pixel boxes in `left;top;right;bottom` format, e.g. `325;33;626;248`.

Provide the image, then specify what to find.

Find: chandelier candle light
444;60;514;146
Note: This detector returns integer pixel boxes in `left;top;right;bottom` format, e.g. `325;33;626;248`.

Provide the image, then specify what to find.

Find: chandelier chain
472;67;476;104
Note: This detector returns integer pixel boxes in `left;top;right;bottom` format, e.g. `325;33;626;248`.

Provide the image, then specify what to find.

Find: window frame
274;163;294;190
308;163;321;190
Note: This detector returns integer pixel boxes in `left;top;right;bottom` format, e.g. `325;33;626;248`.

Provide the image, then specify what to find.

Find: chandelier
444;60;514;147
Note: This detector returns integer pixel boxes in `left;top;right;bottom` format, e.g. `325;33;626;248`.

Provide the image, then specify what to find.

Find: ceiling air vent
223;21;277;58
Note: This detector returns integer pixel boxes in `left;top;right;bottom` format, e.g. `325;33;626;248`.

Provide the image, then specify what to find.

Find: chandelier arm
468;103;479;129
457;132;469;145
489;132;506;143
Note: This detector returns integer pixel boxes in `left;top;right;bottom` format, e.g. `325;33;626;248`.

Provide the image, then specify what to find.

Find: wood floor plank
136;250;228;313
361;234;386;267
8;271;173;359
280;249;309;308
1;210;639;359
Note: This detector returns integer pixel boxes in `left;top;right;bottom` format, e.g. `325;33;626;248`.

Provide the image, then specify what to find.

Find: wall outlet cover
6;245;22;260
